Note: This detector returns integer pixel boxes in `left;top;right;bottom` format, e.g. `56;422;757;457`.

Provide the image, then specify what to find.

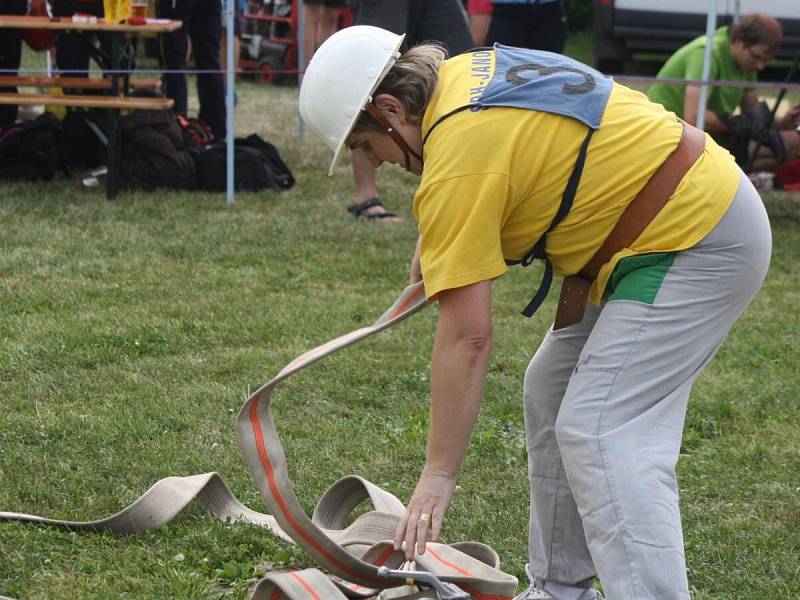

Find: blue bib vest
423;45;613;317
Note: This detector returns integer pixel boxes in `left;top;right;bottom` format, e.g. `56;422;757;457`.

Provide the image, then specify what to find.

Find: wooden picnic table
0;14;182;199
0;14;179;32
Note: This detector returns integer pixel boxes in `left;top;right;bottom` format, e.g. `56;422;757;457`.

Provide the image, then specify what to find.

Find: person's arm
393;279;493;559
683;84;730;132
469;13;491;47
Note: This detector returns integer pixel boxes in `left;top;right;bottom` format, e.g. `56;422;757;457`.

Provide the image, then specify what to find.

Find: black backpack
59;110;106;171
119;91;197;191
195;134;295;192
0;112;62;182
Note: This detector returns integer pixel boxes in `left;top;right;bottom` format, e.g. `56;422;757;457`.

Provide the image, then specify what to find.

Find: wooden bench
0;91;173;111
0;75;161;91
0;90;174;201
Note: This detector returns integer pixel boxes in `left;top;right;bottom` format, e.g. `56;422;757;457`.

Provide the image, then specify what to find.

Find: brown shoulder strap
579;123;705;281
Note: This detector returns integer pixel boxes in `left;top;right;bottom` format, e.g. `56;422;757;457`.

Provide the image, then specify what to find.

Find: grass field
1;46;799;599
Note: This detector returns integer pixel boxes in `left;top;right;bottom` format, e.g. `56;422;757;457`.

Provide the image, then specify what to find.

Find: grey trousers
523;171;772;600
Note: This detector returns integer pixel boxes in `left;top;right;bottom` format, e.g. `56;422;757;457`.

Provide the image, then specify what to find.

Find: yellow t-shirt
414;51;741;304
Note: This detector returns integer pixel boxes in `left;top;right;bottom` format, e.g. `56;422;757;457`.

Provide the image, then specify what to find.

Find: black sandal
346;198;398;220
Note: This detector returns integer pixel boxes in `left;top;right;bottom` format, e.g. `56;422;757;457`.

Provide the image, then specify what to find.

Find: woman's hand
394;466;456;559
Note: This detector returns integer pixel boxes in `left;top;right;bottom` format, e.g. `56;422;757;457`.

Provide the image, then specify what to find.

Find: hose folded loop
1;282;518;599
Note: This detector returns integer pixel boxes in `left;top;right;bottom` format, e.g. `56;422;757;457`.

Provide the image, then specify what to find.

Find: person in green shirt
648;13;800;170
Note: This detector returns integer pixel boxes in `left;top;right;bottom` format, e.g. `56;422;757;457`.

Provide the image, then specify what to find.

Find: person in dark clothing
351;0;473;62
158;0;226;140
51;0;113;78
0;0;29;128
487;0;567;53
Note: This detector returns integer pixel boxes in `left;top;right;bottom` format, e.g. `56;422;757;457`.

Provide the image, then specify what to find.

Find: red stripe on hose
248;287;424;590
426;546;474;577
372;545;396;566
269;587;282;600
426;547;511;600
287;571;322;600
248;398;383;585
387;286;424;320
351;545;397;593
460;584;512;600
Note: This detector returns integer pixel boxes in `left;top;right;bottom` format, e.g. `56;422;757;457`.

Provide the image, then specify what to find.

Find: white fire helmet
299;25;405;176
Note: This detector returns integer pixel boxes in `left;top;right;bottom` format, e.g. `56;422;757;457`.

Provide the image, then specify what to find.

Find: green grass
563;28;593;66
1;48;799;599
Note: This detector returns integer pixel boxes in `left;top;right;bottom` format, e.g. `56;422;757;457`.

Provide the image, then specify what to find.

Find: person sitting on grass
299;26;771;600
648;12;800;172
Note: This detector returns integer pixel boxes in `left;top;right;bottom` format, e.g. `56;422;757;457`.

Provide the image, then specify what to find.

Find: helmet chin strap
365;103;423;171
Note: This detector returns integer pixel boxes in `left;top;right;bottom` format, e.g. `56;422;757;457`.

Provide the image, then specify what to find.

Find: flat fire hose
0;282;518;599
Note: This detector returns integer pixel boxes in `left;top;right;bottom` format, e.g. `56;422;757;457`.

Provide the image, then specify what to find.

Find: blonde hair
354;43;448;133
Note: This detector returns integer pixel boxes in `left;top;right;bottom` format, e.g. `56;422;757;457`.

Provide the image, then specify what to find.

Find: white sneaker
513;564;553;599
513;564;604;600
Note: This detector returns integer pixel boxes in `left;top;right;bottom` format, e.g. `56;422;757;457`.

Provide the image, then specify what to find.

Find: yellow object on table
102;0;131;23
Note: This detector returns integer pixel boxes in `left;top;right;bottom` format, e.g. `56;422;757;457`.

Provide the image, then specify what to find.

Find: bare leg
469;12;491;47
319;6;340;44
351;148;401;222
780;129;800;161
749;130;800;172
353;148;378;202
303;3;324;69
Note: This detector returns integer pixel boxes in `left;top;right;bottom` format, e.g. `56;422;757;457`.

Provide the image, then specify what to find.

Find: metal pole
297;0;305;138
733;0;741;25
696;0;718;131
297;0;305;79
226;0;235;206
